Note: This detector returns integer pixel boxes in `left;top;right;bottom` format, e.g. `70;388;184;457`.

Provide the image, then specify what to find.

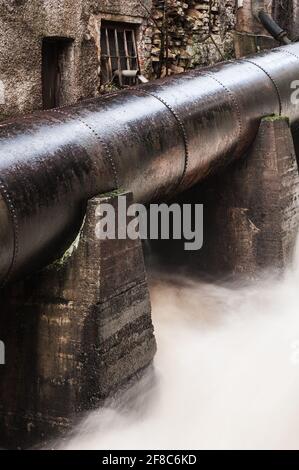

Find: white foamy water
61;243;299;450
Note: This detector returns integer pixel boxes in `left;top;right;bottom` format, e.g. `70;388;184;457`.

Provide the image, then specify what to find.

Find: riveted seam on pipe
52;108;119;189
241;59;282;115
202;71;243;143
136;89;190;189
0;177;19;286
280;50;299;61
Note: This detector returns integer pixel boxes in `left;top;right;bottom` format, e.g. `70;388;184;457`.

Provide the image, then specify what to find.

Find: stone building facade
0;0;236;121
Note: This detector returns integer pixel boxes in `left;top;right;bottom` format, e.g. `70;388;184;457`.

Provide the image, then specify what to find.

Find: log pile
147;0;236;77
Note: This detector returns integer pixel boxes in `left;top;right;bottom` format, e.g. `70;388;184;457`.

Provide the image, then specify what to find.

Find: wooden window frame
100;21;139;87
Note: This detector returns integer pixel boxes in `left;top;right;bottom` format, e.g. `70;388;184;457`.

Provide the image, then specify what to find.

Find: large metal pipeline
1;42;299;285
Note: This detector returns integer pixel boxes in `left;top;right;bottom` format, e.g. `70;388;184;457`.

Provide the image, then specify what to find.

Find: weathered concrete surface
0;0;95;118
0;191;156;448
234;0;277;57
234;31;276;58
149;116;299;279
236;0;272;35
201;116;299;277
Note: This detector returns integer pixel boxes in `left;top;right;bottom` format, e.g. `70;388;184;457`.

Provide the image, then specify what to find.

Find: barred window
100;21;139;87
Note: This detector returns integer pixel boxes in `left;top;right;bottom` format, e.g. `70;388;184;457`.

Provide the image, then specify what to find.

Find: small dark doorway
42;37;74;110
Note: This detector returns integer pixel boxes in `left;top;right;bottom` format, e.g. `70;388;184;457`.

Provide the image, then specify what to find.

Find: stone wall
0;0;236;120
0;0;153;119
0;0;94;119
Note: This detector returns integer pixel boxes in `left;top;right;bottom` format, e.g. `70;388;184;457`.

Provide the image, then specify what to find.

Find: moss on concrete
48;216;86;271
262;115;290;123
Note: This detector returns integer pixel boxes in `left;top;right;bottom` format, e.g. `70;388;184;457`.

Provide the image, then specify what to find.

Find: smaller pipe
251;1;291;44
258;10;291;45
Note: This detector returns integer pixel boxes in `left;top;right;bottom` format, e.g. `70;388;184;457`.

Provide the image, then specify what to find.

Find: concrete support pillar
196;116;299;278
150;116;299;280
0;191;156;448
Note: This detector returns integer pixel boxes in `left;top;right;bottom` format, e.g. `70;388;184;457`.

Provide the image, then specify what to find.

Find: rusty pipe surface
1;42;299;285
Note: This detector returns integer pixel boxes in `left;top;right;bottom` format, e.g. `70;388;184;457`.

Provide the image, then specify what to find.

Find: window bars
100;22;139;87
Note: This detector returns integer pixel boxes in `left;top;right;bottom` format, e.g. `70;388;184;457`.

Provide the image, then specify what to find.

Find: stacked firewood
148;0;235;77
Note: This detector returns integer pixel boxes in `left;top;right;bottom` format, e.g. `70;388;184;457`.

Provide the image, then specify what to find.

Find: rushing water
60;242;299;450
